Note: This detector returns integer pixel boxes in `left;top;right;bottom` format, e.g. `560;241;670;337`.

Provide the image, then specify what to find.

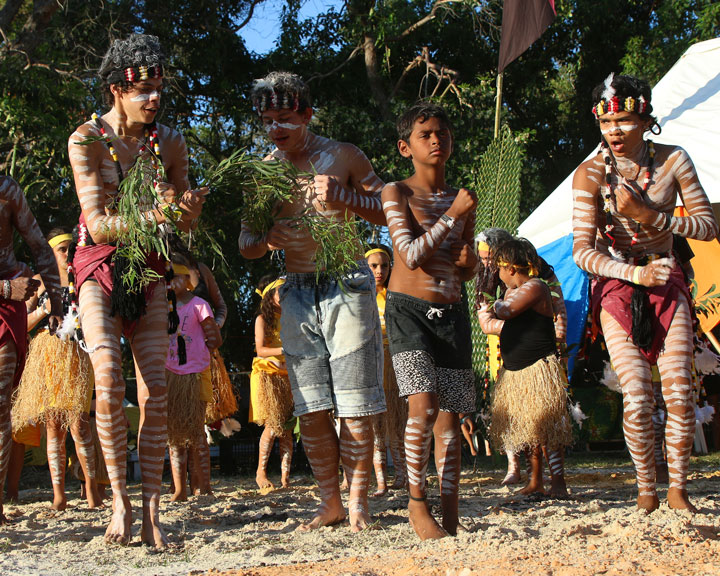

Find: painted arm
200;317;222;351
493;279;546;320
453;208;479;281
9;180;62;315
25;277;50;332
477;303;504;336
161;128;206;233
198;262;227;328
254;315;282;358
547;272;567;343
313;144;386;225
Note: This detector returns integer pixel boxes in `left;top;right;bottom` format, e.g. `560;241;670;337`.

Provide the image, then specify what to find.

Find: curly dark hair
396;101;453;142
475;228;513;307
492;237;541;276
256;274;281;337
99;34;165;108
591;73;659;132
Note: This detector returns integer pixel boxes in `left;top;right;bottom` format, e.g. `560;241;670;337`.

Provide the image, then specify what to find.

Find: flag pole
494;71;503;138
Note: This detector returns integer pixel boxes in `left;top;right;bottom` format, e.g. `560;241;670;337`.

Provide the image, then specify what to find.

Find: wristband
2;280;10;300
440;214;456;229
632;266;642;285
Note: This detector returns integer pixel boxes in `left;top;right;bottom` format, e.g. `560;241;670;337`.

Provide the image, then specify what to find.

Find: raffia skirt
205;351;238;422
12;331;94;431
249;356;294;436
490;354;573;454
166;370;206;447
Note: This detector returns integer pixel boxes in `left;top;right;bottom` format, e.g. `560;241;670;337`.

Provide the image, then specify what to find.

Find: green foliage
691;280;720;319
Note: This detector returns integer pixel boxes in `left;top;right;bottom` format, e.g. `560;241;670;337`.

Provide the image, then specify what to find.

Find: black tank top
500;308;556;371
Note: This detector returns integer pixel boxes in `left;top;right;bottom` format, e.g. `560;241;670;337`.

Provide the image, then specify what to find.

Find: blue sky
241;0;345;55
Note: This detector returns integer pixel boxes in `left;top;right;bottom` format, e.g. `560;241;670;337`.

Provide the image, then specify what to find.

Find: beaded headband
592;95;647;119
106;64;163;85
48;234;73;248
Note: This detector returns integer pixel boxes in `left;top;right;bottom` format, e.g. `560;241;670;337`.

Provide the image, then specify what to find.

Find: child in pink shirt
166;257;222;502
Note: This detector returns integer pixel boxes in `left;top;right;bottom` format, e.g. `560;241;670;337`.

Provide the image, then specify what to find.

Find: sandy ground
1;455;719;576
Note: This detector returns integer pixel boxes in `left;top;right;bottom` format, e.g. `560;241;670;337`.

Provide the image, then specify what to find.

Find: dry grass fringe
167;371;205;446
206;352;238;422
490;355;573;454
12;332;93;431
257;371;294;436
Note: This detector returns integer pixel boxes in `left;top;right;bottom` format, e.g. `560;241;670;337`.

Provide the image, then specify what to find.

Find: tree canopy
2;0;717;369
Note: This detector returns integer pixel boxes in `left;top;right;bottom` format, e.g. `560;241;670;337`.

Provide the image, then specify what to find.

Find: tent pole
494;72;504;138
704;327;720;355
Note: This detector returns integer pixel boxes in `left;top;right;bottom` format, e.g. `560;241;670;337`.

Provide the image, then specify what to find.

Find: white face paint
130;91;160;102
264;120;302;134
600;124;638;135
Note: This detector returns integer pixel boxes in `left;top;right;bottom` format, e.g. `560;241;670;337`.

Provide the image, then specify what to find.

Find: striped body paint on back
573;145;717;280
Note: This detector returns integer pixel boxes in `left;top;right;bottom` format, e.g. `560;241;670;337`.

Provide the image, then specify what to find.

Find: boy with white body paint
68;34;205;547
239;72;387;532
572;73;718;513
381;103;478;540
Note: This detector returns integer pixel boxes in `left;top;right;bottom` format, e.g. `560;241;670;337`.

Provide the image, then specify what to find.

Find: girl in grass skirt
484;238;573;496
249;276;295;490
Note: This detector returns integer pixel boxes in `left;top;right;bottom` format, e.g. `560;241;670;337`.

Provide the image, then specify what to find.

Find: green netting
467;125;524;419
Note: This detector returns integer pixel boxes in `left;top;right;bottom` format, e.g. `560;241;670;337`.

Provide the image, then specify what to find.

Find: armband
440;214;456;229
2;280;10;300
632;266;642;285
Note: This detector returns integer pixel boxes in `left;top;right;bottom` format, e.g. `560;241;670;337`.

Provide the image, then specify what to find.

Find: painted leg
502;451;522;486
340;416;374;531
46;419;68;510
406;392;445;540
79;283;131;544
389;434;407;489
547;448;568;497
278;430;293;488
130;287;170;548
193;430;212;495
652;380;669;484
433;411;461;536
70;414;102;508
601;309;658;512
296;410;346;531
256;427;276;490
5;440;24;503
169;445;188;502
0;341;17;524
371;414;387;497
519;445;544;495
656;298;697;512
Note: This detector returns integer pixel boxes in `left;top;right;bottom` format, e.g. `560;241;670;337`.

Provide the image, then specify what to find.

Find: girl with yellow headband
11;228;102;510
482;238;573;497
365;245;407;495
164;254;222;502
249;275;295;491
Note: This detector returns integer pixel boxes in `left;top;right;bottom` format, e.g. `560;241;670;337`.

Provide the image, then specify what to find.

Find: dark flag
498;0;556;72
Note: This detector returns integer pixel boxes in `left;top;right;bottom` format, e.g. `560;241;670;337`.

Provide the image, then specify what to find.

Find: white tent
516;38;720;368
519;37;720;247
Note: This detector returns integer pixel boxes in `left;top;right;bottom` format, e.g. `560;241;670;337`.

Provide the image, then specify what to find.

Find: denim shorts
278;263;386;418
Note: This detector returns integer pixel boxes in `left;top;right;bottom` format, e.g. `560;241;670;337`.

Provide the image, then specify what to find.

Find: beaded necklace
600;139;655;261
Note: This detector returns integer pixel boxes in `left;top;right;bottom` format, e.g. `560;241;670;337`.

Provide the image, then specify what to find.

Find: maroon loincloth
73;243;165;338
0;298;28;388
591;264;690;365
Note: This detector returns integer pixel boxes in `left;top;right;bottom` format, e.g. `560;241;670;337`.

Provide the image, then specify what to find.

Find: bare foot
667;487;698;513
371;486;388;498
549;476;569;498
637;493;660;513
655;463;669;484
86;482;104;509
390;476;407;490
170;490;187;503
105;494;132;546
501;470;521;486
141;499;169;549
349;505;373;532
408;498;447;541
51;495;68;511
296;503;346;532
281;476;291;489
0;505;10;526
256;472;274;491
519;481;545;496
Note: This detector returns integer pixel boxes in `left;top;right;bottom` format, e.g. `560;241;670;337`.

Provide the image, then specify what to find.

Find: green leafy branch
691;280;720;319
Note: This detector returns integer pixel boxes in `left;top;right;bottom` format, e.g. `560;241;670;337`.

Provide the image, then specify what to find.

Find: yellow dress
249;314;290;429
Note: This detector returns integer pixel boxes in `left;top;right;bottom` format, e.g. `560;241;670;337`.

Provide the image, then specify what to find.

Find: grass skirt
382;345;406;442
258;371;294;436
490;355;573;454
205;352;237;422
12;331;93;431
166;370;205;447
